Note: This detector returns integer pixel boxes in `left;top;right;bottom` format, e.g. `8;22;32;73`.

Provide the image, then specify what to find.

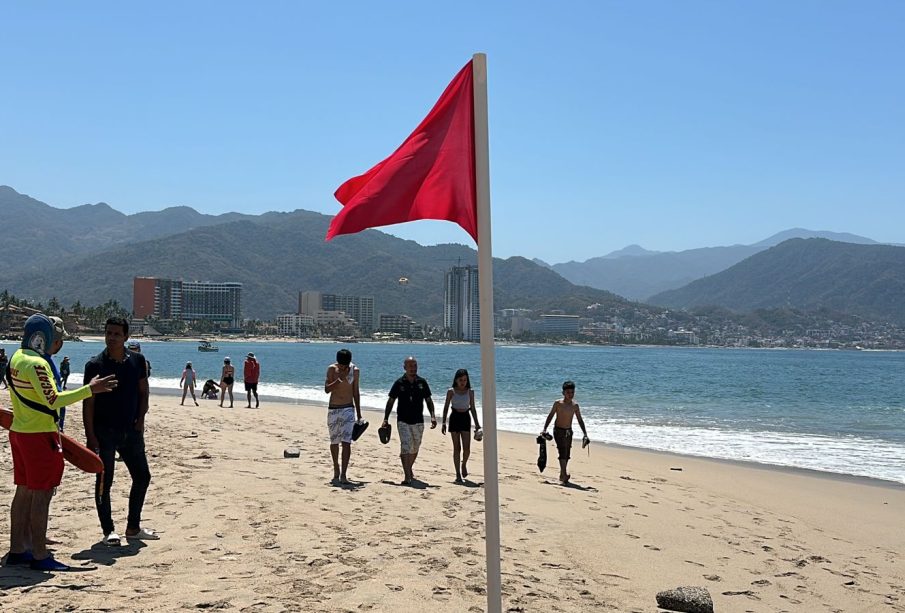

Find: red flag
327;61;477;242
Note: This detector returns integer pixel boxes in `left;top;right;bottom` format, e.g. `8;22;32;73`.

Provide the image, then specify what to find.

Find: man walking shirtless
324;349;362;484
541;380;589;484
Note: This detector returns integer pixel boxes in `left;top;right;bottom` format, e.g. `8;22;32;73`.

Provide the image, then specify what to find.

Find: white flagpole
472;52;502;613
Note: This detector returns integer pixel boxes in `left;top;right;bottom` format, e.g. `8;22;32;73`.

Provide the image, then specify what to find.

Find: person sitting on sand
324;348;362;484
201;379;219;399
541;380;589;484
219;357;235;408
180;361;198;406
441;368;481;483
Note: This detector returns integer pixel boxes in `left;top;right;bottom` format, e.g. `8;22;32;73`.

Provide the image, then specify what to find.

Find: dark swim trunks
223;376;234;385
553;426;573;460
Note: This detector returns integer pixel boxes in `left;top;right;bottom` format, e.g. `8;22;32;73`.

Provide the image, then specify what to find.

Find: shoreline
2;395;902;611
71;335;905;352
150;384;905;490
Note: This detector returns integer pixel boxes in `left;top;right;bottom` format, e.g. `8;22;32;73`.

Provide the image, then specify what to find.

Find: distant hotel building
276;314;315;336
378;313;422;339
444;265;480;342
298;291;375;333
133;277;243;329
540;313;580;336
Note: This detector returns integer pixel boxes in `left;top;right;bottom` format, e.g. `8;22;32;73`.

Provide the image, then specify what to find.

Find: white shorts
327;406;356;445
397;422;424;456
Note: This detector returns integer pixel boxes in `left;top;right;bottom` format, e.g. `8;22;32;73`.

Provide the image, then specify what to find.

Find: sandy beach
1;394;903;612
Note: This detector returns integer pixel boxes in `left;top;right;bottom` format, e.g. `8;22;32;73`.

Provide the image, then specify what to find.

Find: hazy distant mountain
550;229;879;301
0;186;255;277
1;204;629;322
601;244;661;258
752;228;877;247
649;238;905;325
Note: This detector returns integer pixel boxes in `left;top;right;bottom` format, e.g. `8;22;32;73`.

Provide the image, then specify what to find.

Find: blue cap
22;314;54;353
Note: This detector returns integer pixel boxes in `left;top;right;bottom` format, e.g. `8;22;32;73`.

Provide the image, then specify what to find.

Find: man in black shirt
383;356;436;485
83;317;157;546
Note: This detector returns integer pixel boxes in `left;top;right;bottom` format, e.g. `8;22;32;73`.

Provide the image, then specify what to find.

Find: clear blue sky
2;1;903;263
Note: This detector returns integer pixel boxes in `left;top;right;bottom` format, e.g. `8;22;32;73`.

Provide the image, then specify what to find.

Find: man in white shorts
325;348;361;484
383;356;436;485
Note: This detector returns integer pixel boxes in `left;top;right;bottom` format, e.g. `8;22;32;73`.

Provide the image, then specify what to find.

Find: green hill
3;207;628;323
650;238;905;325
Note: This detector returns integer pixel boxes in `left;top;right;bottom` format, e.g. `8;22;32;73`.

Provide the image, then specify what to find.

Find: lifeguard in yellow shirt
4;314;116;571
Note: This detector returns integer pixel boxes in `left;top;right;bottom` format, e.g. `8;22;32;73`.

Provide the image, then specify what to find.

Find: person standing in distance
383;356;436;485
59;356;71;390
1;347;11;389
180;361;198;406
219;357;235;408
5;314;116;571
83;317;158;545
243;352;260;408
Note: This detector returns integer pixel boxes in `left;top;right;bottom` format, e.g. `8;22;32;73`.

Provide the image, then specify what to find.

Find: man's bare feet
461;462;468;478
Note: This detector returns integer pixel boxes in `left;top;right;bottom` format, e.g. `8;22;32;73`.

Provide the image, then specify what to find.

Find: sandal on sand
126;528;160;541
103;532;122;546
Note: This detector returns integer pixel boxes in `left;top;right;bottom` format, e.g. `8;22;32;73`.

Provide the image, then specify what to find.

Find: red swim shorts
9;430;64;490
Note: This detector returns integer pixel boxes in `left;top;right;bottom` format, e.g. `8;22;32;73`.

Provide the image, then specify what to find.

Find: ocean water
12;339;904;484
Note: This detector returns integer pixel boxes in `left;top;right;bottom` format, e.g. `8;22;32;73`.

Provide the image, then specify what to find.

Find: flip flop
126;528;160;541
103;532;121;546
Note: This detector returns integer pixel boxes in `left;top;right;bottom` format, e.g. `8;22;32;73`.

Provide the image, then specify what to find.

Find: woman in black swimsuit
220;357;235;408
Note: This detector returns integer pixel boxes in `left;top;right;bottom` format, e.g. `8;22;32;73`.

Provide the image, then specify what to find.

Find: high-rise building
298;290;375;333
444;265;480;342
133;277;242;329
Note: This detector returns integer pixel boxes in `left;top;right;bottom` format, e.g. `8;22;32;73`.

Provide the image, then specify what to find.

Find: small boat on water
198;340;219;352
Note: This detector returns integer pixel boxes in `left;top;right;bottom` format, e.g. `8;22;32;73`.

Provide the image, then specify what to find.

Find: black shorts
448;410;471;433
245;382;257;392
223;376;234;386
553;427;573;460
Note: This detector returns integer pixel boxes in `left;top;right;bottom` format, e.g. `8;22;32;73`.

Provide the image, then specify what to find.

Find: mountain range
541;229;881;301
649;238;905;326
2;185;904;327
0;187;628;322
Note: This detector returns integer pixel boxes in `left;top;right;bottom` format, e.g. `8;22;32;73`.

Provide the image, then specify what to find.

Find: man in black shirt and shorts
383;356;436;485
